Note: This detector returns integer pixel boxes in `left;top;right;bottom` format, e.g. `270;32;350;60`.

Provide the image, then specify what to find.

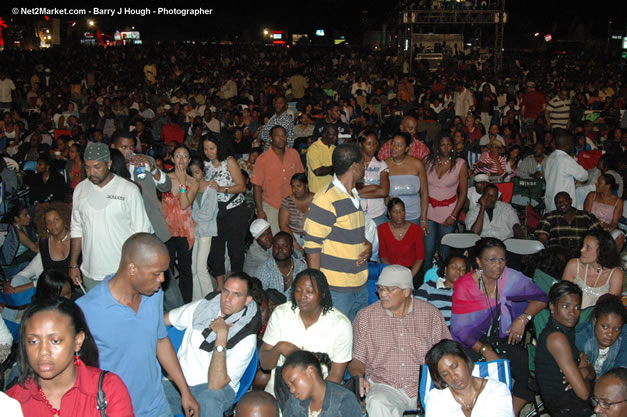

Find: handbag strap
97;370;109;417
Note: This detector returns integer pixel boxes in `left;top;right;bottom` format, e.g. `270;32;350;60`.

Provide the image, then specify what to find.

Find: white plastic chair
503;238;544;255
440;233;481;249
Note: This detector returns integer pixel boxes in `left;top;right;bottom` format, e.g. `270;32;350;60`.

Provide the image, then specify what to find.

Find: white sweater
71;175;153;280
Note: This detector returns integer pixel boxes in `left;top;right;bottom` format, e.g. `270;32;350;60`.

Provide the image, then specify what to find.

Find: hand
479;195;488;209
256;209;267;220
209;317;232;337
483;346;501;362
208;180;219;190
356;241;372;266
507;317;527;344
420;219;429;235
278;341;300;357
69;268;83;286
578;352;590;369
2;282;16;293
180;390;200;417
443;216;456;227
358;376;371;397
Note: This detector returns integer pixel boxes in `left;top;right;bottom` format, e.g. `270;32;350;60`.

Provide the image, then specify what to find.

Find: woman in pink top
474;140;505;176
423;134;468;270
584;173;624;252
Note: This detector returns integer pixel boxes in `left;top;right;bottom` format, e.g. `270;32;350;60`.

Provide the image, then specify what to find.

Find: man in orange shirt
252;125;304;235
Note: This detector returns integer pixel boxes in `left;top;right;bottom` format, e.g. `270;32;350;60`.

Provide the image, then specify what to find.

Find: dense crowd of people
0;42;626;417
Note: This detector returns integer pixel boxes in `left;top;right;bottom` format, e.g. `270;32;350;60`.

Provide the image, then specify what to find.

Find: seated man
535;192;600;258
466;183;524;240
349;265;450;417
255;232;307;297
235;391;279;417
593;367;627;417
164;272;261;417
243;219;273;276
465;173;500;212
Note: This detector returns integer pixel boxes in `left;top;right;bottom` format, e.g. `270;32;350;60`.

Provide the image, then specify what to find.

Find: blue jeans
163;379;235;417
330;286;368;321
423;219;456;271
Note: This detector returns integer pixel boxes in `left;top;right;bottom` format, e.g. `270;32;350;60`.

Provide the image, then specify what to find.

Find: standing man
453;82;474;118
252;125;304;235
0;71;16;110
111;130;172;243
521;81;546;139
307;124;338;193
377;116;431;161
304;143;371;320
349;265;451;417
546;88;571;132
69;142;153;290
77;233;199;417
312;101;351;143
544;133;588;212
259;96;295;148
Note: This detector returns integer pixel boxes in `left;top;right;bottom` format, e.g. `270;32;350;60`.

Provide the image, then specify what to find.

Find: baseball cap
377;265;413;289
473;174;490;183
250;219;271;239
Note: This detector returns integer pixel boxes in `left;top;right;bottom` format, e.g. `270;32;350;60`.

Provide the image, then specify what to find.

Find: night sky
0;1;623;47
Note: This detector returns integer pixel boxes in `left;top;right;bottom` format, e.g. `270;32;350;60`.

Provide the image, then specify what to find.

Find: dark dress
39;238;71;271
535;317;593;417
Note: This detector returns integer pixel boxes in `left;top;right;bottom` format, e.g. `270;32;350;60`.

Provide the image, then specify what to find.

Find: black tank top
39;238;71;271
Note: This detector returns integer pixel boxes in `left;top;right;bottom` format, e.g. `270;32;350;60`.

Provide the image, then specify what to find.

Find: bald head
235;392;279;417
594;368;627;417
120;232;169;268
400;116;417;136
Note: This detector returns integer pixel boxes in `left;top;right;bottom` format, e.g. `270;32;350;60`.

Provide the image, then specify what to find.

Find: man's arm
157;337;200;417
469;202;486;235
312;166;334;177
306;252;321;270
207;317;231;390
253;184;266;220
513;223;525;239
69;237;83;285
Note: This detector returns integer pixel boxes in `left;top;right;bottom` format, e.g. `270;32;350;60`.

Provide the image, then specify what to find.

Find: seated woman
425;339;514;417
377;198;425;277
583;174;624;252
450;237;547;415
576;294;627;379
562;230;623;310
7;297;133;416
1;203;38;279
473;140;505;177
259;269;352;408
535;281;595;416
282;350;361;417
414;254;468;327
279;173;314;256
7;203;73;292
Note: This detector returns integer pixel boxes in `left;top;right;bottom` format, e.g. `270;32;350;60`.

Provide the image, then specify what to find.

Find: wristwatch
214;345;226;353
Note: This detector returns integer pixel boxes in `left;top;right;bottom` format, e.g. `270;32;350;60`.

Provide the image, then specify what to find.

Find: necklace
438;156;452;166
52;231;69;243
38;388;61;416
279;258;295;278
391;155;407;165
391;222;407;239
450;380;482;414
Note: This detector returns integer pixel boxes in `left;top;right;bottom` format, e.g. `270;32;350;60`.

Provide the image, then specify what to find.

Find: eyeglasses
376;286;400;294
481;257;506;265
591;396;627;409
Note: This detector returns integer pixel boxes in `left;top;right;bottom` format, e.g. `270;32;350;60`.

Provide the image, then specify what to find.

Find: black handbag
97;371;109;417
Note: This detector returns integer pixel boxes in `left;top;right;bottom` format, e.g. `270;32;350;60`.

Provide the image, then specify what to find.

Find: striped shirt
534;209;601;257
304;177;367;290
414;278;454;327
546;96;570;130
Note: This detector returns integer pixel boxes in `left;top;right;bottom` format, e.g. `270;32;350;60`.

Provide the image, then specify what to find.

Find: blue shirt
77;275;168;417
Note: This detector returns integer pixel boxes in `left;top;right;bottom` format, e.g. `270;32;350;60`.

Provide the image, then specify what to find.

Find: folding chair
0;286;36;340
367;262;387;305
440;232;480;250
503;239;544;256
494;182;514;204
419;359;512;410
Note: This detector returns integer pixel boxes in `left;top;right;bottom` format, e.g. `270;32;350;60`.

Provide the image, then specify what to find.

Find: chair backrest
577;150;602;170
3;318;20;340
167;325;185;353
467;151;482;168
441;232;480;249
503;238;544;255
420;359;512;409
22;160;37;172
234;348;258;403
532;269;558;296
367;262;387;305
423;267;438;284
494;182;514;204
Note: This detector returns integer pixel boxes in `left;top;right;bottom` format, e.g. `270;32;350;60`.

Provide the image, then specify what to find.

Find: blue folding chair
367;262;387;305
0;287;36;340
419;358;512;410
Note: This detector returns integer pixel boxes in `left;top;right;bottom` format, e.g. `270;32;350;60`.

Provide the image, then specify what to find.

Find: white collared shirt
331;174;360;209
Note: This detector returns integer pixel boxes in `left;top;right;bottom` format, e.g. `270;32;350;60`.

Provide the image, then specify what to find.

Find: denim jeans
330;286;368;321
163;379;235;417
423;219;456;271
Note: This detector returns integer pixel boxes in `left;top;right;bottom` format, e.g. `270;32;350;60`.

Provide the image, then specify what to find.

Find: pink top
590;198;617;225
427;158;465;224
476;151;505;175
161;191;196;249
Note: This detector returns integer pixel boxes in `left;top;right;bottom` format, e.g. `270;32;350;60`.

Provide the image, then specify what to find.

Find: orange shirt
252;148;304;208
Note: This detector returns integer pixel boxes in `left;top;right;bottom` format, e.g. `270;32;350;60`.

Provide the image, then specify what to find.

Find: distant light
404;39;409;51
534;32;540;37
466;43;472;46
72;22;77;27
132;26;135;30
88;20;95;26
46;29;50;33
340;36;345;39
315;29;325;37
544;34;552;42
263;29;269;35
44;15;49;21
